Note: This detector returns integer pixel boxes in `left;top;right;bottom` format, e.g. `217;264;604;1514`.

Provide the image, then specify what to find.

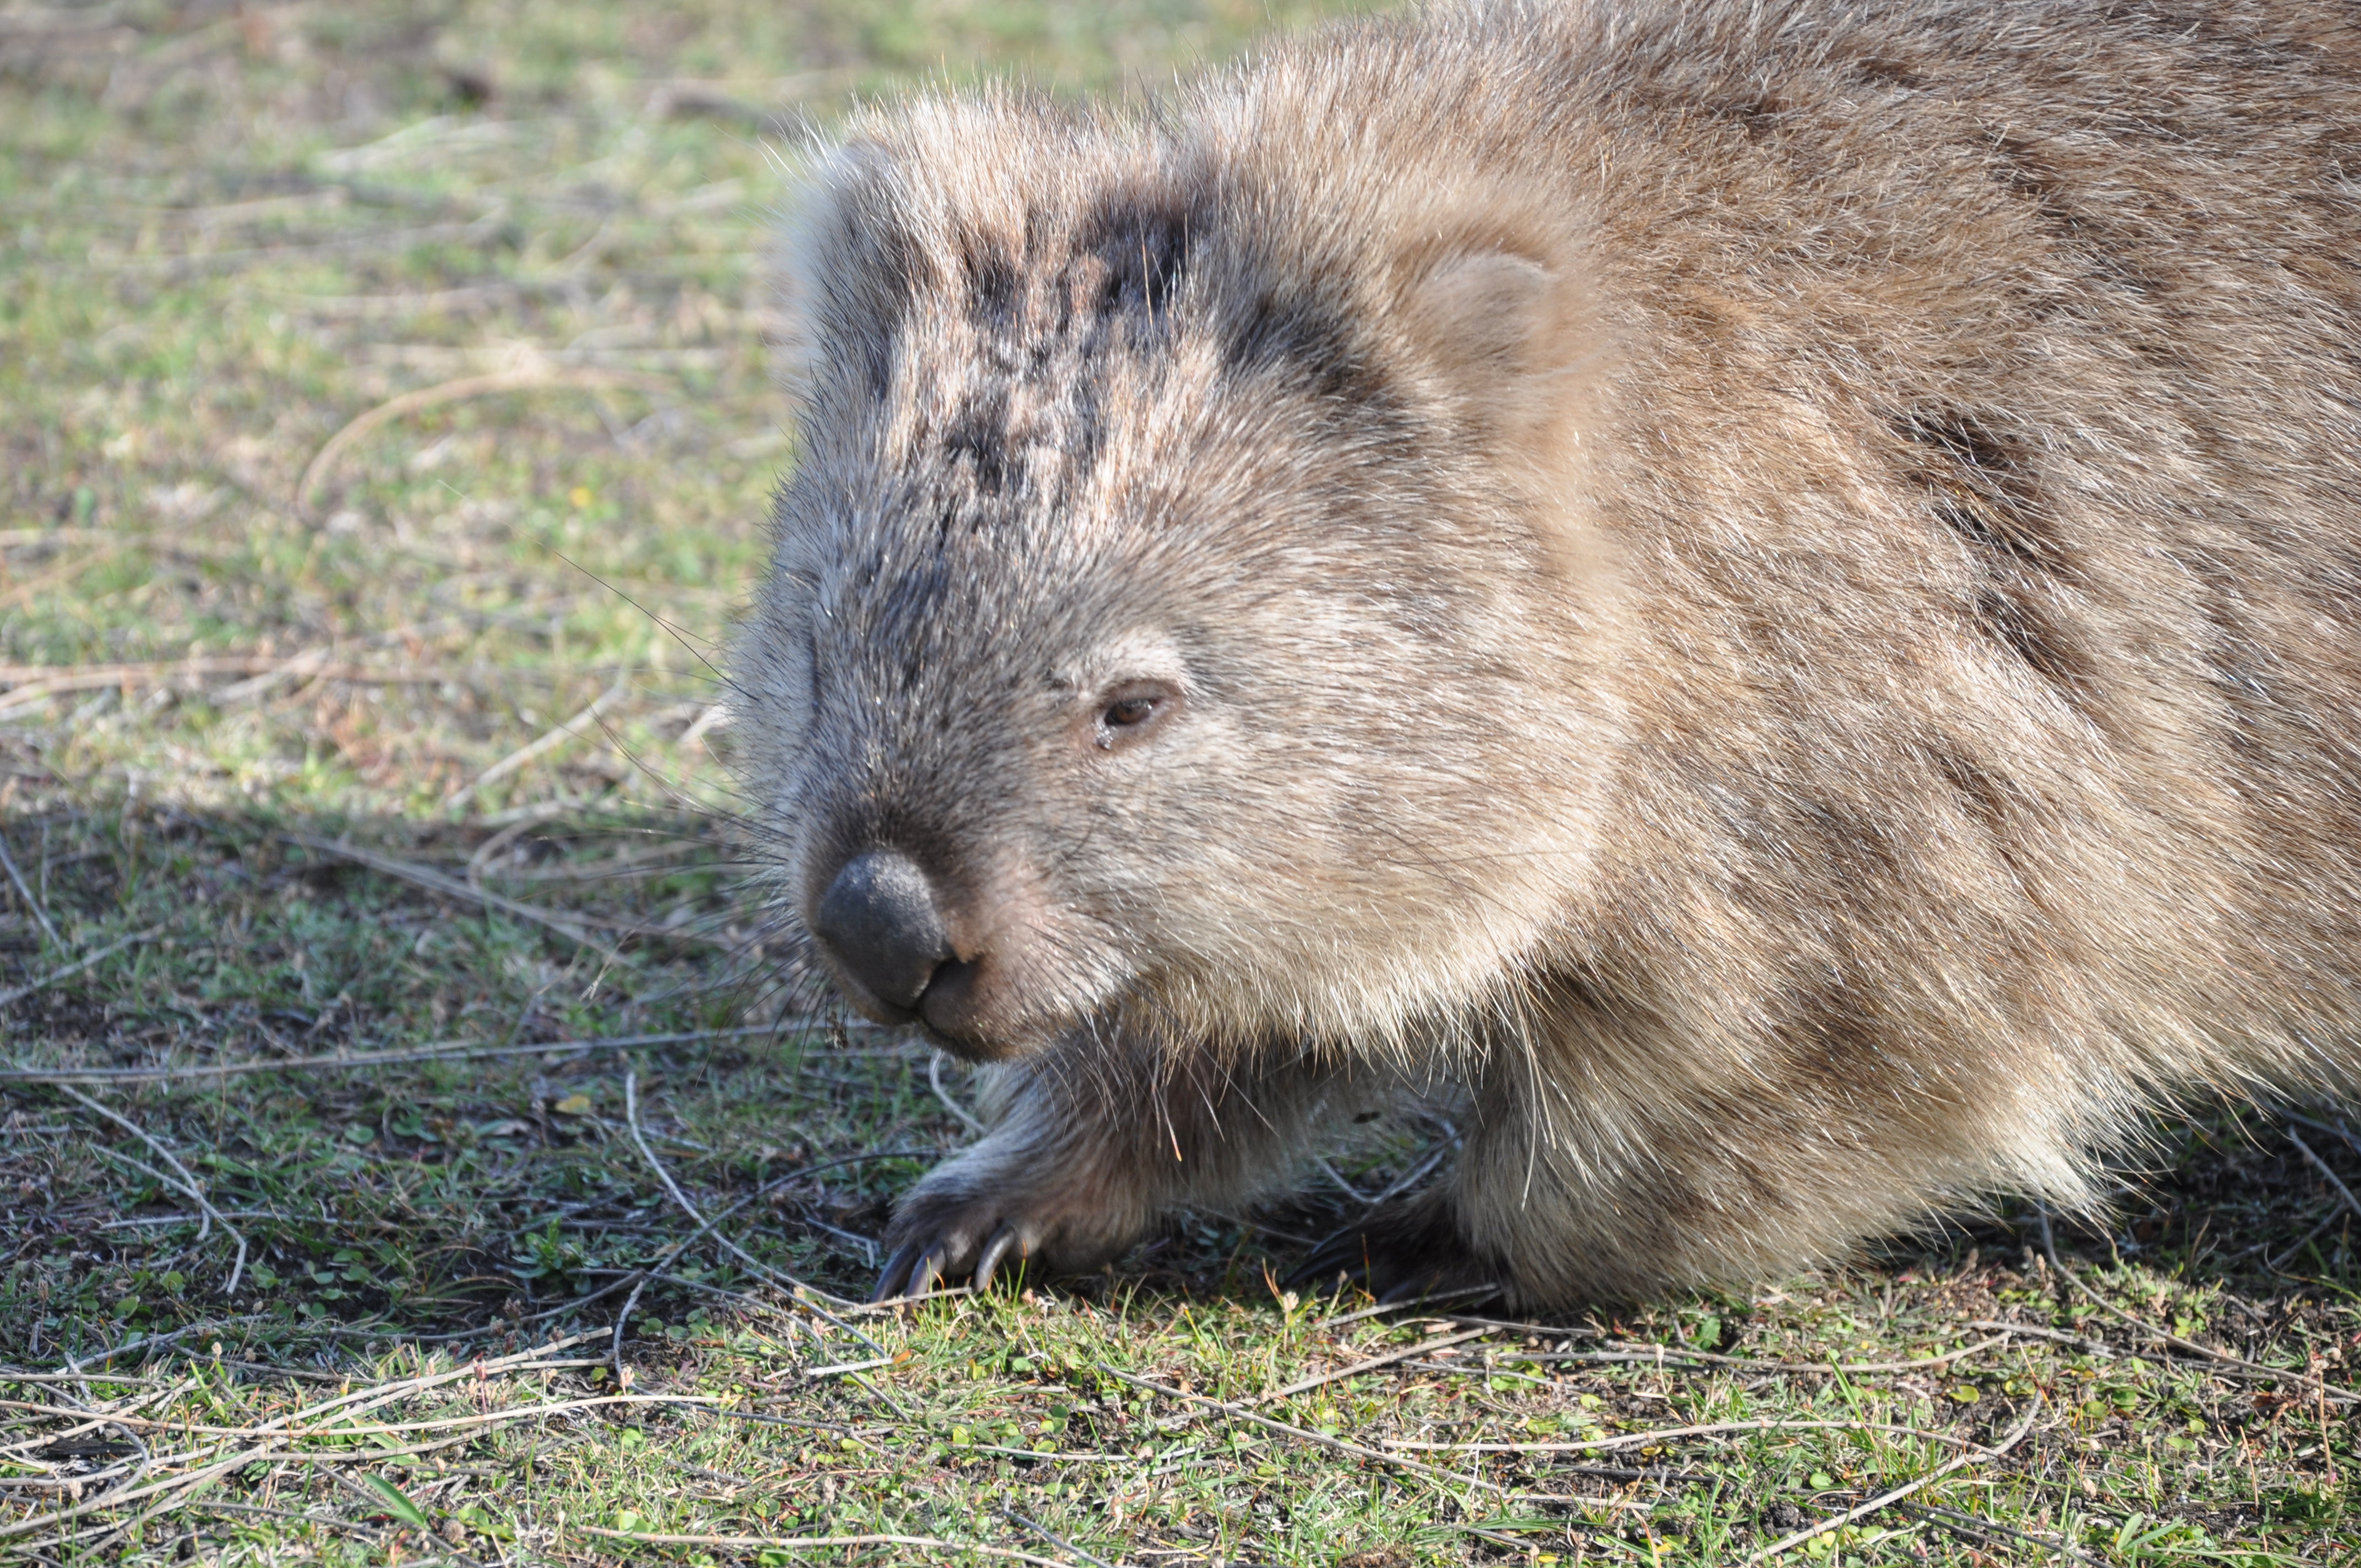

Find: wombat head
740;84;1625;1064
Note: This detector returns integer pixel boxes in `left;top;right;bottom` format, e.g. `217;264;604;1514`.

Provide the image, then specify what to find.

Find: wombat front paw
872;1179;1139;1302
1290;1201;1508;1308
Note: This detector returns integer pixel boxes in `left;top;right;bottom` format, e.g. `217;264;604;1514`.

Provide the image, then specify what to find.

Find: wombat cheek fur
736;0;2361;1308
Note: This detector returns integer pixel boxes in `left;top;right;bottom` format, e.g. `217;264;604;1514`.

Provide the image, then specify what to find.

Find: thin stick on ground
0;1335;619;1544
1502;1332;2014;1378
1105;1366;1505;1494
606;1178;769;1386
55;1085;246;1296
573;1527;1070;1566
0;1373;161;1387
2038;1209;2360;1404
1248;1326;1492;1408
180;1499;384;1540
0;831;59;948
2284;1127;2361;1228
280;831;613;957
0;927;162;1011
0;656;485;719
2285;1109;2361;1158
444;673;631;811
530;1151;937;1332
0;1022;799;1084
1007;1509;1120;1568
281;829;734;951
619;1069;885;1357
1381;1417;1994;1455
2266;1208;2349;1274
293;366;671;518
1310;1283;1497;1331
929;1049;986;1137
55;1320;266;1381
1738;1396;2044;1565
1894;1502;2102;1565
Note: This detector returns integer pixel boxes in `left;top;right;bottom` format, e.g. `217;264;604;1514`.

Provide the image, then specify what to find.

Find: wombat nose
813;850;955;1013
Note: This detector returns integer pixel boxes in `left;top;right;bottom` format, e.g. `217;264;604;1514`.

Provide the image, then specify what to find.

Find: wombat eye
1092;683;1176;750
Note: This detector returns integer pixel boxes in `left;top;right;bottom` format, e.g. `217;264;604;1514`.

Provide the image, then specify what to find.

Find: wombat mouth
824;961;1030;1064
907;958;1022;1064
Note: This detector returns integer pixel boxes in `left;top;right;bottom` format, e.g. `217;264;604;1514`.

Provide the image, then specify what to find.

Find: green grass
1;3;2355;1564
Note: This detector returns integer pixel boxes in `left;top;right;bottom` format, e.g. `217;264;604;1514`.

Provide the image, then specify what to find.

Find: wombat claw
873;1220;1031;1302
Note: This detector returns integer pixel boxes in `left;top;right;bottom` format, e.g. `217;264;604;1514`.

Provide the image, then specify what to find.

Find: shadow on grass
5;793;2355;1351
0;797;945;1358
1;796;2355;1565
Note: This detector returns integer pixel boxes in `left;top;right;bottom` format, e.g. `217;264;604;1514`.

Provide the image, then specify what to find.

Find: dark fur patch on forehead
946;184;1201;342
1076;187;1195;320
1223;284;1388;405
961;226;1024;329
904;183;1215;513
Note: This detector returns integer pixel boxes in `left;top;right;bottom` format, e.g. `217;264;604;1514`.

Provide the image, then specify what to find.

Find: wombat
739;0;2361;1308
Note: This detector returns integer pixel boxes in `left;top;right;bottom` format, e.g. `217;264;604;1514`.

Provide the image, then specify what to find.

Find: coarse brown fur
736;0;2361;1308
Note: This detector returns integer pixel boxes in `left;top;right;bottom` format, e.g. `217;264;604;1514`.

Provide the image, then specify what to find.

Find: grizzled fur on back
738;0;2361;1307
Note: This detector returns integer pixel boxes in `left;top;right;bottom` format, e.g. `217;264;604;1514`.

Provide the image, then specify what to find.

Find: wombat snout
810;850;958;1020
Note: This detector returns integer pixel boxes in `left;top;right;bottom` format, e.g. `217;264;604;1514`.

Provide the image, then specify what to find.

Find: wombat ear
773;138;907;396
1398;247;1594;445
1407;251;1554;373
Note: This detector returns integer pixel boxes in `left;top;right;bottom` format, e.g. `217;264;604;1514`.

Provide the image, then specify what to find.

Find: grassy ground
2;2;2357;1563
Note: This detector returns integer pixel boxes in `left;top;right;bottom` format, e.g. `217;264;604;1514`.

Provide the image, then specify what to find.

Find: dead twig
1739;1397;2043;1565
444;674;632;811
1383;1418;1991;1455
2284;1126;2361;1228
1106;1366;1504;1493
0;1022;801;1084
0;1372;159;1387
2284;1109;2361;1158
527;1149;929;1331
618;1070;886;1358
0;830;59;947
2038;1209;2359;1404
804;1357;896;1379
1963;1320;2104;1351
279;830;613;957
0;1389;778;1442
1;1432;480;1546
54;1084;246;1294
464;807;569;884
929;1049;986;1137
0;926;161;1011
574;1527;1067;1566
1254;1326;1493;1407
1310;1284;1497;1331
0;656;481;720
604;1135;776;1385
0;1332;606;1547
295;367;670;519
282;828;733;951
1892;1501;2102;1564
1006;1510;1120;1568
52;1320;265;1383
2266;1204;2351;1275
1513;1332;2013;1378
177;1499;384;1539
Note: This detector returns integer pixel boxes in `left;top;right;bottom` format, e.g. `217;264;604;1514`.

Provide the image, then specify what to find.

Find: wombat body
741;0;2361;1306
